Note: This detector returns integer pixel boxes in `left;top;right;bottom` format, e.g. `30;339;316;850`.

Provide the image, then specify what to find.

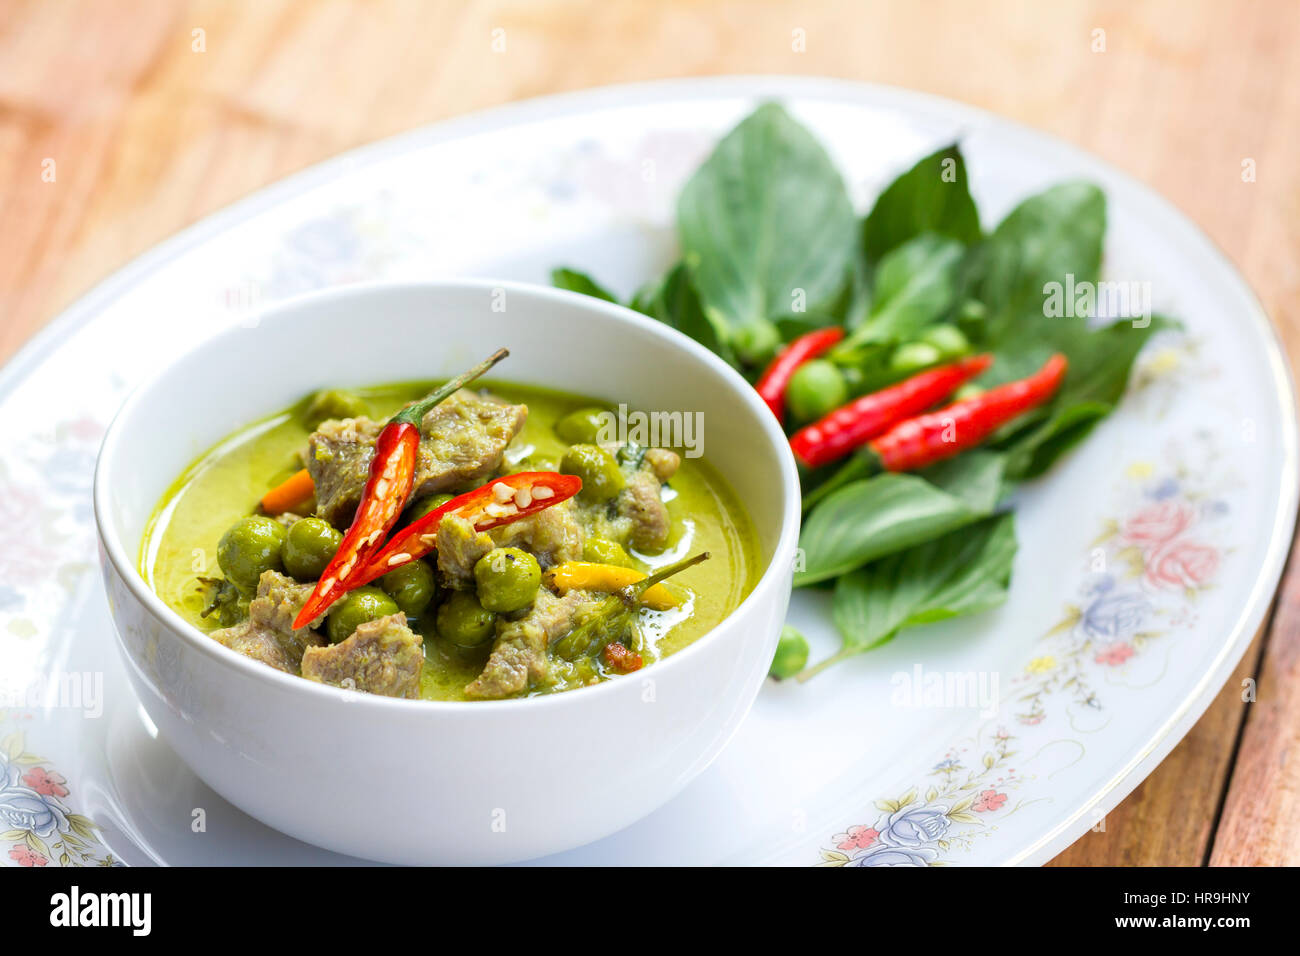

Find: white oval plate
0;77;1293;868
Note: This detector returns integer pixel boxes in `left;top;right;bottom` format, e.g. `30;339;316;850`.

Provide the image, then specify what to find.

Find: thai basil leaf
950;182;1165;479
627;274;662;315
900;513;1017;624
773;311;841;342
794;451;1005;586
994;315;1173;479
862;144;982;264
969;182;1106;342
840;234;965;350
551;267;618;303
919;449;1008;513
829;238;873;329
629;262;736;367
999;400;1112;481
677;103;856;363
1049;314;1173;408
827;512;1017;661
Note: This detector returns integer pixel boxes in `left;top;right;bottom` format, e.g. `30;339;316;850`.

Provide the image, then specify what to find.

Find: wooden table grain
2;0;1296;866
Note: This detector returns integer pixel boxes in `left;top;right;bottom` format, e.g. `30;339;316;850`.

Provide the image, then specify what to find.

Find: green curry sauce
140;381;761;701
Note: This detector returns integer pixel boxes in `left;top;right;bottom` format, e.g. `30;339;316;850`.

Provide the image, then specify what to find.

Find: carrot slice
261;468;315;516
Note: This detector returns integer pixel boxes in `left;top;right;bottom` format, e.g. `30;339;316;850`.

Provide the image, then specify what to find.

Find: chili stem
390;348;509;426
615;551;710;606
794;646;858;682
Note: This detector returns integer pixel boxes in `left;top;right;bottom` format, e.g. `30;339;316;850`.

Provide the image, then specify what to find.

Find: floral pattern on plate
0;728;116;867
819;429;1233;866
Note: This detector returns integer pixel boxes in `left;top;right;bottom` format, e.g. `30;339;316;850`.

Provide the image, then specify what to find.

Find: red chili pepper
870;353;1068;472
294;349;508;628
789;354;993;468
755;327;845;420
352;471;583;587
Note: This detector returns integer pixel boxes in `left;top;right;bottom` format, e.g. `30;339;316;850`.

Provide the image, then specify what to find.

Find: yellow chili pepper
545;561;682;610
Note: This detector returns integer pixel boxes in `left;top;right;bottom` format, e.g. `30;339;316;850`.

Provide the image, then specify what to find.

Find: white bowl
93;279;800;864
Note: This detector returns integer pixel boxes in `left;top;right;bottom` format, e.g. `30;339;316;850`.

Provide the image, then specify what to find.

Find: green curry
141;379;760;701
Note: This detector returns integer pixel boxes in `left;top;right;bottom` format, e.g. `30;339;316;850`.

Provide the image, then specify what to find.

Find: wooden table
2;0;1296;865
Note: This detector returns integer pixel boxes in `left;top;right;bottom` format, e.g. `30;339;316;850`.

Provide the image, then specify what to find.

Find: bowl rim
93;277;802;712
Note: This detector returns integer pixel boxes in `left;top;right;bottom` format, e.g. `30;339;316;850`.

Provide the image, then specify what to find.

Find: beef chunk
464;588;595;700
435;513;495;588
213;624;295;673
250;571;327;635
304;416;384;527
300;613;424;698
617;468;671;552
416;389;528;492
489;497;585;569
306;389;527;527
210;571;325;673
